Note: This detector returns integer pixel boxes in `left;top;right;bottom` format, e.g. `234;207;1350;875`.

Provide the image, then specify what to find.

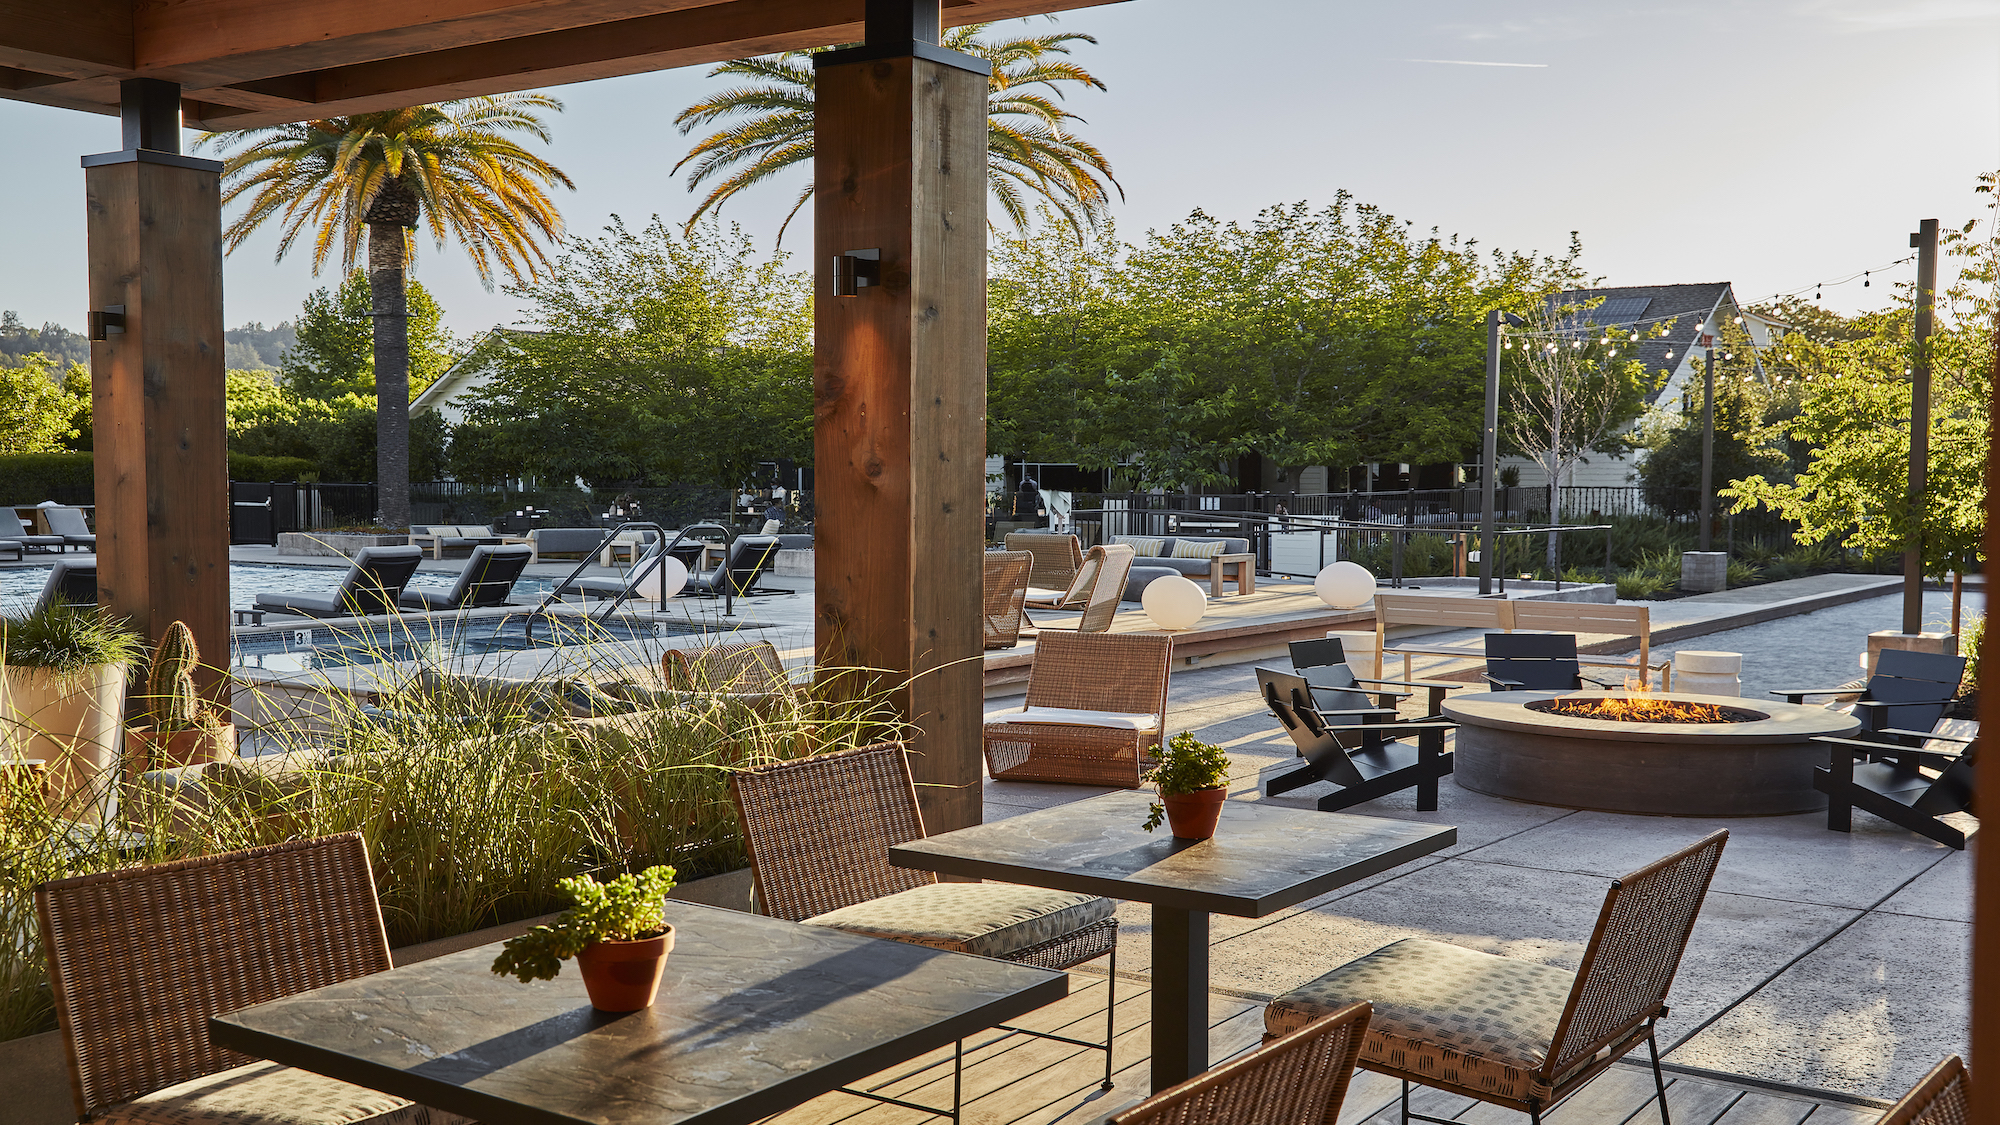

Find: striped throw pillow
1114;536;1165;558
1172;539;1228;560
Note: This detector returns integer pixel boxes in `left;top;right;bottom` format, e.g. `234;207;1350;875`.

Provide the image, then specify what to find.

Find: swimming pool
0;562;560;612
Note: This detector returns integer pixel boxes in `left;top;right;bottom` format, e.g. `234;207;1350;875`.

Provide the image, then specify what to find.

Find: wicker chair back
1074;545;1135;633
1005;532;1085;591
1542;829;1728;1081
983;551;1032;650
1024;630;1173;721
34;834;391;1119
1880;1055;1969;1125
729;743;934;922
664;641;790;695
1109;1002;1371;1125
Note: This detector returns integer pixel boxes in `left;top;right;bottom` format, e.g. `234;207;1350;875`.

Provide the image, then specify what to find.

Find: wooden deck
763;969;1889;1125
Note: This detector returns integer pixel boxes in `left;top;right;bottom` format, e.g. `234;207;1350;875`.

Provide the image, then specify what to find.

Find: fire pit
1442;691;1860;816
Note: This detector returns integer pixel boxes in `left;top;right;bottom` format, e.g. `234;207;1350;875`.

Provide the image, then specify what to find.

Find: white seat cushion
99;1060;475;1125
983;706;1160;731
1024;587;1071;604
806;882;1114;959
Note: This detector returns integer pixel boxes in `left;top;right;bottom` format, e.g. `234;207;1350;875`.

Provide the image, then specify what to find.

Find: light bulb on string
1502;339;1511;350
1863;271;1870;288
1630;332;1639;342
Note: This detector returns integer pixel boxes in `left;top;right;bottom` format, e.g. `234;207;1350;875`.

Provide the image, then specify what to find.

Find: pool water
0;562;560;612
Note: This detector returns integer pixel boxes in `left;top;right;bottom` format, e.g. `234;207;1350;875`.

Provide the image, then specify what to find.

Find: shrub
228;452;318;481
0;451;92;505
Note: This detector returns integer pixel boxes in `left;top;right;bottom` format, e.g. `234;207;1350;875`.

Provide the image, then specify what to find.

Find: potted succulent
2;602;145;823
126;620;236;778
491;866;679;1012
1142;731;1232;840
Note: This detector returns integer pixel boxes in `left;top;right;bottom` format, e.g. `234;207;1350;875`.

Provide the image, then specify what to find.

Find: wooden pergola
4;3;1995;1115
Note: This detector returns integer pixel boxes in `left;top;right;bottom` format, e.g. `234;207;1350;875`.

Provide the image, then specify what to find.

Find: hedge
0;452;94;505
227;453;317;482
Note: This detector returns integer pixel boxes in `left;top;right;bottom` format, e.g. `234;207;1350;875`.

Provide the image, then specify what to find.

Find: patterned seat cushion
806;882;1114;960
1170;539;1228;560
1265;938;1575;1103
99;1060;475;1125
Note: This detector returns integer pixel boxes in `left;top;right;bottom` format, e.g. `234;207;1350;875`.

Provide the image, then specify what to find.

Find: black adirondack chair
1482;633;1617;691
1288;638;1464;719
1774;648;1967;742
1257;666;1456;812
1812;721;1978;849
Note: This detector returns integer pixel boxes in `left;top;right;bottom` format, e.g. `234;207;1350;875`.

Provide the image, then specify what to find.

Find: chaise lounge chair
41;506;95;551
254;545;424;618
35;560;97;611
398;543;533;611
685;534;784;597
0;508;67;553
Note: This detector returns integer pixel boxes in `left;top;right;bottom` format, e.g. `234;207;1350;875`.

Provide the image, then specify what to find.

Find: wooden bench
1374;593;1670;689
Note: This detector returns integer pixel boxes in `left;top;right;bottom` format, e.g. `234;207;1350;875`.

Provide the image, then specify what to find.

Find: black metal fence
228;481;378;545
407;482;808;532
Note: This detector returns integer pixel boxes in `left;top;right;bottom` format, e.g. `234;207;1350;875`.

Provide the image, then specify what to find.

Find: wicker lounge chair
397;543;532;610
1026;543;1135;634
1265;830;1728;1125
730;743;1119;1117
1879;1055;1969;1125
1483;633;1617;691
1773;647;1966;739
0;507;66;553
664;640;795;698
34;559;96;611
34;834;470;1125
42;505;95;551
1005;531;1084;592
1814;721;1978;849
984;629;1172;787
254;545;424;617
1108;1002;1372;1125
1257;666;1456;812
983;550;1032;650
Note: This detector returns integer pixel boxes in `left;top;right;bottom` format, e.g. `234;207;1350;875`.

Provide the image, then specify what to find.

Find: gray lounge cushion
1123;565;1179;602
805;882;1114;959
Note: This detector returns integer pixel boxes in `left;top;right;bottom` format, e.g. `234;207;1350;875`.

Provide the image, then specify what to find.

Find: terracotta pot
1160;786;1227;840
574;926;675;1012
124;724;237;780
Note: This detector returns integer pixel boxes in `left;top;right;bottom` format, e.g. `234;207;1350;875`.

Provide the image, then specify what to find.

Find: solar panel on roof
1590;297;1653;323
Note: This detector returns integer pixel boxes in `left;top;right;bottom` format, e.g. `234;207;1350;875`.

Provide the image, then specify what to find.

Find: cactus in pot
126;621;236;777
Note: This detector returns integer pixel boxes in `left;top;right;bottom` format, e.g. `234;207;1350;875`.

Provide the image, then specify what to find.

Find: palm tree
199;95;574;529
674;23;1121;243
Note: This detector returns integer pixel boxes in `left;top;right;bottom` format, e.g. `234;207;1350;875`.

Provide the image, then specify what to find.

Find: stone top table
209;901;1065;1125
890;790;1455;1091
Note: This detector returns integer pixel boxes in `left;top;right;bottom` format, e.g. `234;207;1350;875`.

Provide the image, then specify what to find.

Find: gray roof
1550;282;1736;404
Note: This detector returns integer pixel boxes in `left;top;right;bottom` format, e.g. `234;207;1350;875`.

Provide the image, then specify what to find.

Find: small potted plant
127;620;236;779
491;866;678;1012
1142;731;1232;840
2;602;145;823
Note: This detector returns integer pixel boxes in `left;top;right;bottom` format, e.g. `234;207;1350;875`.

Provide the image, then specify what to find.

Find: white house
410;327;538;428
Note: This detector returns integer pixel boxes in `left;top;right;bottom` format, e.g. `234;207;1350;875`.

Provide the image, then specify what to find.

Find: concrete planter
0;865;752;1125
276;532;407;558
2;664;129;825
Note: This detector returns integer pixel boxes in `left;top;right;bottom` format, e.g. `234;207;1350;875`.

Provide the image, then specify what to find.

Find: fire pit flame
1530;696;1752;725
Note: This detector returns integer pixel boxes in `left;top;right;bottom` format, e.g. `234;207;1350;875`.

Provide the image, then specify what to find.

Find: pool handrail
525;521;732;639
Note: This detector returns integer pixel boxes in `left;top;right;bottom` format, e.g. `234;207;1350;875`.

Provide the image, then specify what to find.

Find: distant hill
0;311;89;369
225;321;297;370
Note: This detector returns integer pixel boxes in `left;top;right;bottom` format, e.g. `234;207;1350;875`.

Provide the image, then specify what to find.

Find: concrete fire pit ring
1441;691;1860;816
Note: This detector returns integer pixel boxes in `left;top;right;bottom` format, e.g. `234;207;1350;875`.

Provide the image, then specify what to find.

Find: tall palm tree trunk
365;178;419;529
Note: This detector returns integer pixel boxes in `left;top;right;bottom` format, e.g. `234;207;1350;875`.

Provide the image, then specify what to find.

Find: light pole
1479;310;1526;595
1698;347;1715;552
1903;218;1938;636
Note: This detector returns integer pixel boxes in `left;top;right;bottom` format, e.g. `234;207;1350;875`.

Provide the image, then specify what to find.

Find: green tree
0;355;87;454
1635;342;1792;518
282;272;455;401
453;218;812;489
674;23;1119;239
201;95;574;528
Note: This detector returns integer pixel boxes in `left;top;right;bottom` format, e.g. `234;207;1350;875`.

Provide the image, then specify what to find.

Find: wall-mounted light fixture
87;304;125;341
831;249;881;296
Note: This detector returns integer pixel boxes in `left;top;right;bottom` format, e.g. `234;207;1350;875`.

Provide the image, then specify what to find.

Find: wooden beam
814;48;987;834
0;0;130;78
85;149;232;703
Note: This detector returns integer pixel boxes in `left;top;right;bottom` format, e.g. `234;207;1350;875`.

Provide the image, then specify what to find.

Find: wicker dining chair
1879;1055;1969;1125
1108;1002;1372;1125
984;630;1174;787
730;744;1119;1119
1265;830;1729;1125
984;550;1033;650
1005;531;1085;593
34;833;471;1125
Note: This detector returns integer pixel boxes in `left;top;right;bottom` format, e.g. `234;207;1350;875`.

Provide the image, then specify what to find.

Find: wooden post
84;81;230;699
813;17;989;833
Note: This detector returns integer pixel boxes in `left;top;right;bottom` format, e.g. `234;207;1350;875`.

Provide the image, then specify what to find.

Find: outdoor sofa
409;524;503;558
1107;534;1255;595
517;526;608;563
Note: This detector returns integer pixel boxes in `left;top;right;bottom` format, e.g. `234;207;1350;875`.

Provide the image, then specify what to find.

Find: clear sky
0;0;1994;341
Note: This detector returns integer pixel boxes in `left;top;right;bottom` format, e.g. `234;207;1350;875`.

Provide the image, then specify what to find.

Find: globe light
637;556;689;602
1314;561;1376;609
1142;576;1207;631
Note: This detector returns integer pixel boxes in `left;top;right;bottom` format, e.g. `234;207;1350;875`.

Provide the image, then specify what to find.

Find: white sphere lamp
1142;575;1207;631
1314;561;1376;609
636;556;690;602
